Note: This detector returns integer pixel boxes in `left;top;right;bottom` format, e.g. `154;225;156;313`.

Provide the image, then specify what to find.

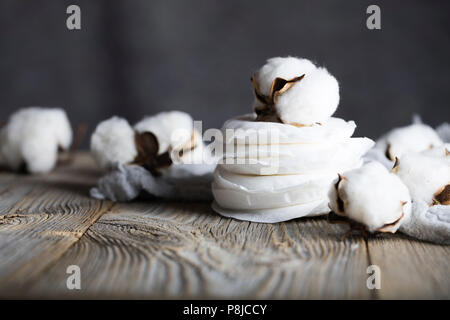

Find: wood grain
0;152;448;299
367;234;450;299
0;153;113;294
26;202;371;299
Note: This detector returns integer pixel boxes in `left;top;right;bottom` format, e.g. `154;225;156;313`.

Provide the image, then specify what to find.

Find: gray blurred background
0;0;449;147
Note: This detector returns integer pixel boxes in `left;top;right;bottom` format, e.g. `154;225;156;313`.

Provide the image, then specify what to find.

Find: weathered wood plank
1;152;448;299
0;153;113;294
25;202;371;299
367;235;450;299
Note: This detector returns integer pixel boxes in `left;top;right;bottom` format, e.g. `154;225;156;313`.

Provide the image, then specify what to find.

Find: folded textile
90;162;215;202
399;201;450;245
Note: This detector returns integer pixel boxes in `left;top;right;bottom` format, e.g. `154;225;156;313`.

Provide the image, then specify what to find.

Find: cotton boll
42;108;73;150
0;126;22;171
170;129;204;164
376;123;443;161
394;152;450;205
21;131;58;174
436;122;450;143
253;56;317;98
134;111;193;155
90;116;137;170
10;107;72;149
275;67;340;125
0;107;73;173
420;144;450;158
329;162;411;233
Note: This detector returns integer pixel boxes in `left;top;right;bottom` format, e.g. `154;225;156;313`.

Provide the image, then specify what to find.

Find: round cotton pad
212;198;330;223
220;114;356;144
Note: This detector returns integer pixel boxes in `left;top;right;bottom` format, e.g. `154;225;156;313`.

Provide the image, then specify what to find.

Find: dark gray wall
1;0;449;147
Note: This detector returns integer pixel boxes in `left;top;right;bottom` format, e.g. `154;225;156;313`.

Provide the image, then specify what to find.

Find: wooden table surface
0;152;448;299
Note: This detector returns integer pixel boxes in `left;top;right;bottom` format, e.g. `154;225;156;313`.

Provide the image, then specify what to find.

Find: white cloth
400;201;450;245
90;162;215;202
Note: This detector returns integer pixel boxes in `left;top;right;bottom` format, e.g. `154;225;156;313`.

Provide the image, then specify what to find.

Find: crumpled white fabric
399;201;450;245
90;162;215;202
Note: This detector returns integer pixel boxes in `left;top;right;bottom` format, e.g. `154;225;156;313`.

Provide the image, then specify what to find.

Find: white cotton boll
363;147;395;170
13;107;73;150
420;144;450;158
275;67;340;125
134;111;193;155
90;116;137;170
376;123;443;161
21;131;58;174
170;129;204;164
435;122;450;143
0;126;22;171
329;162;411;233
394;152;450;205
0;107;73;173
43;108;72;150
253;56;317;97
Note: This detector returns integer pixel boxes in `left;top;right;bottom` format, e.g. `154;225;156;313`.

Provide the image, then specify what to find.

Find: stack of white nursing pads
212;114;374;223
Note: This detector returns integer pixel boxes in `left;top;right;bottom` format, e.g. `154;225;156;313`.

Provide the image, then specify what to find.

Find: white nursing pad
220;156;365;176
211;115;374;222
212;199;330;223
219;114;356;144
213;166;339;192
212;181;330;210
221;137;374;172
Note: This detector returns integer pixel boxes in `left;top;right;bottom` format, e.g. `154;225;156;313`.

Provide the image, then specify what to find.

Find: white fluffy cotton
376;123;443;160
394;151;450;205
252;56;340;125
275;67;340;125
90;116;137;170
169;128;205;165
134;111;193;155
0;107;72;174
420;144;449;158
253;56;317;97
436;122;450;143
329;162;411;233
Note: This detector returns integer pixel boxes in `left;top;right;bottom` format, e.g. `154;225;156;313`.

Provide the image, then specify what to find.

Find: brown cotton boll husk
434;184;450;206
132;131;173;176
